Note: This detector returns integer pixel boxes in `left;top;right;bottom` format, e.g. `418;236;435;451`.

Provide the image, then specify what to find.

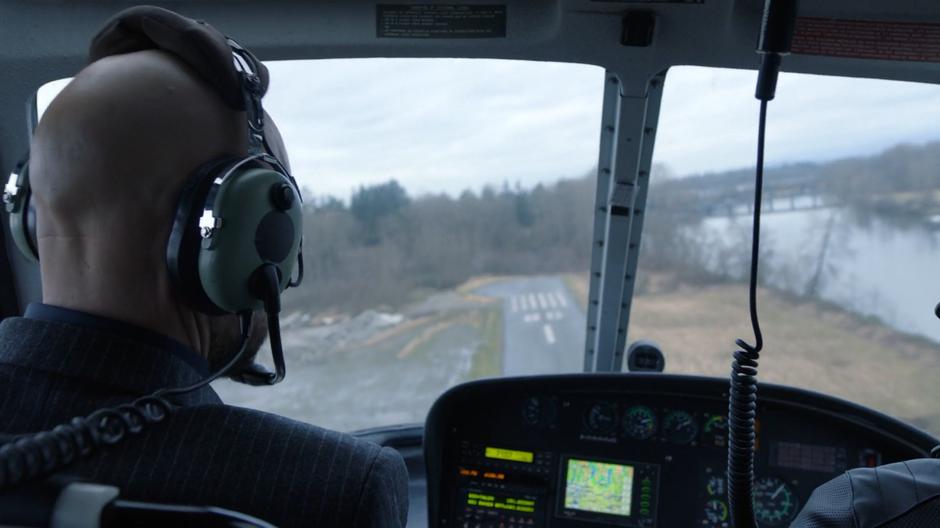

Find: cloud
654;66;940;176
264;59;605;199
37;60;940;198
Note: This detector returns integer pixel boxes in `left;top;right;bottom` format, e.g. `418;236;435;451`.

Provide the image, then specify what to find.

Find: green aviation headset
3;6;304;384
0;6;312;494
3;158;36;264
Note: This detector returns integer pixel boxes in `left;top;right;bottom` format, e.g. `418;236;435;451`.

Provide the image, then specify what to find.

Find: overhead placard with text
792;17;940;62
590;0;703;3
377;5;507;39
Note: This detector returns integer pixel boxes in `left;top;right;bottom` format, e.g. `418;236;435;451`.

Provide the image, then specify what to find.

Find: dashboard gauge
584;402;617;435
706;475;725;496
662;410;698;444
703;499;729;525
753;477;799;526
522;397;541;425
521;396;556;427
622;405;658;440
703;415;728;447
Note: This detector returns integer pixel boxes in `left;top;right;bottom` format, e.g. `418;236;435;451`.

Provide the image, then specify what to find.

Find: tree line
283;140;940;315
284;176;596;314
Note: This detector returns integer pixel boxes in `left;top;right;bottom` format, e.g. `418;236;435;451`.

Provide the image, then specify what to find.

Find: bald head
30;49;286;362
32;49;245;240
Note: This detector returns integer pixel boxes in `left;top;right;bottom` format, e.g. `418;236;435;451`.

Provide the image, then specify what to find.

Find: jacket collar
0;315;221;406
23;303;210;376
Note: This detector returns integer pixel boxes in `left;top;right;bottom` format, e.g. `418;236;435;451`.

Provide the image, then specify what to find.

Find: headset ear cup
5;160;39;263
167;157;240;315
9;195;39;264
197;166;302;313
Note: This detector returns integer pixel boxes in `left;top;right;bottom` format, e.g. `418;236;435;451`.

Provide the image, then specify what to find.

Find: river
701;203;940;345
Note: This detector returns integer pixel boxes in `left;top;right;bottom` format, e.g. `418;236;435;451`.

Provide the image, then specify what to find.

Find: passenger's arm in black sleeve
353;446;410;528
792;458;940;528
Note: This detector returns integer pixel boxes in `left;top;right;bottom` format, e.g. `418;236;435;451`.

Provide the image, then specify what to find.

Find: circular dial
521;396;556;426
753;477;799;526
706;475;725;497
522;397;542;425
662;410;698;444
703;499;729;525
622;405;657;440
584;402;617;434
703;415;728;446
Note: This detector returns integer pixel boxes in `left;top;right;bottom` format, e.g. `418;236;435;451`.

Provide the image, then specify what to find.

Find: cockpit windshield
635;66;940;438
35;61;940;435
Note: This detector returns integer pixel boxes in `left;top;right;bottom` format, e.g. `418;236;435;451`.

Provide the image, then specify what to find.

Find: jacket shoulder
81;403;409;528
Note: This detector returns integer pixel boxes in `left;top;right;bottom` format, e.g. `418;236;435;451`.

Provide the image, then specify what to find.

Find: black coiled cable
0;311;254;492
727;99;769;528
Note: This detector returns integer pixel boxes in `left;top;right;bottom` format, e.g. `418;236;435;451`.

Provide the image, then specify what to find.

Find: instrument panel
424;374;938;528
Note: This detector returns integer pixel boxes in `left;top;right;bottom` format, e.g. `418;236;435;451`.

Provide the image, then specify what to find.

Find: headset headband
89;5;269;111
87;4;301;246
89;5;281;164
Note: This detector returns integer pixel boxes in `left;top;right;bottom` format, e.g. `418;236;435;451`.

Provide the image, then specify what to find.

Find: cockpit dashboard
424;374;938;528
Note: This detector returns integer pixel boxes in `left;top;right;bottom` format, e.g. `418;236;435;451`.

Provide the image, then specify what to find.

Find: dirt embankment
566;273;940;435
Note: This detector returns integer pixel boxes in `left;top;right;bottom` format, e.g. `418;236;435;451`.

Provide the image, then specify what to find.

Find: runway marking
543;324;556;345
520;295;529;311
537;293;549;310
510;296;518;313
545;311;564;321
527;294;538;310
546;293;558;309
554;291;568;308
524;313;541;323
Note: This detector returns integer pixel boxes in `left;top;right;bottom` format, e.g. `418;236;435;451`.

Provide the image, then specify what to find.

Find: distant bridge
657;170;830;217
657;170;940;221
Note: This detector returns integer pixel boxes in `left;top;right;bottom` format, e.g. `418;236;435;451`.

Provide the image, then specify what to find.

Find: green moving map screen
564;458;634;517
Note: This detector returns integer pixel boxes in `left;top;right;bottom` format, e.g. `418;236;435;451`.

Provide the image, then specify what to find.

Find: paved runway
477;276;586;375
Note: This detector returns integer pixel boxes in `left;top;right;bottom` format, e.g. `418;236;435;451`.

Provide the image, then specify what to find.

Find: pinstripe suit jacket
0;316;409;527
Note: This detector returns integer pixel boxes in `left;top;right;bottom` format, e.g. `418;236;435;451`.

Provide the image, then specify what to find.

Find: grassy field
398;304;504;381
466;306;504;379
565;273;940;436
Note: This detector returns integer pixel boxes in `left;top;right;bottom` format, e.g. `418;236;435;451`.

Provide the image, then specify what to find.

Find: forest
283;140;940;315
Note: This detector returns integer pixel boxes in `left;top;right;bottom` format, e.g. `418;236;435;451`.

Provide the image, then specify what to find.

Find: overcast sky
38;60;940;199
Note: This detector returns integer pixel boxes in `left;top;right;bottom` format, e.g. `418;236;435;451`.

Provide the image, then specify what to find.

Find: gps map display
564;458;634;516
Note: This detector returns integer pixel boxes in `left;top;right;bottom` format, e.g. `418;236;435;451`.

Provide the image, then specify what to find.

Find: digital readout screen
466;492;536;513
564;459;634;517
485;447;534;463
773;441;847;473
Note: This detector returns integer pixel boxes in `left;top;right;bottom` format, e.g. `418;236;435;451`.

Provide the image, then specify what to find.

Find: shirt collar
24;303;210;377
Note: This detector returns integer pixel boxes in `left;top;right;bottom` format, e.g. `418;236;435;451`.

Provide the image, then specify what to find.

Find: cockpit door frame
584;70;666;372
